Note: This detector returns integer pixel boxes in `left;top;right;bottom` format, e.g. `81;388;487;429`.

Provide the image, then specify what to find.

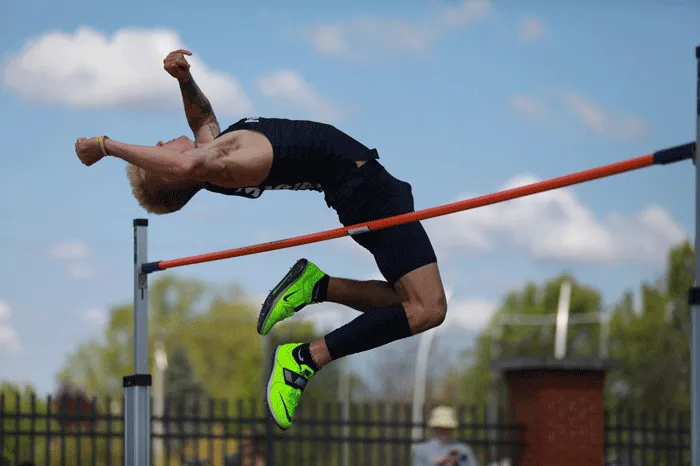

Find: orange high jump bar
142;142;695;274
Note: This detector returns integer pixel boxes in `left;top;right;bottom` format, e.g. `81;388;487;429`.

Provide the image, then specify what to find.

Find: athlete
74;49;448;430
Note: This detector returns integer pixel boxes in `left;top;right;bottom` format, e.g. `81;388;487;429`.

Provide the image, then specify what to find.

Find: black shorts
323;159;438;285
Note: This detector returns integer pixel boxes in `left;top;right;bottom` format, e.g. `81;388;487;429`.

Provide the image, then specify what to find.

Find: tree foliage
605;240;693;411
442;274;604;406
445;241;694;413
56;275;352;408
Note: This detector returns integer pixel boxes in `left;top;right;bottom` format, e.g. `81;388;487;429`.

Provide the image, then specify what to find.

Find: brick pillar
493;358;616;466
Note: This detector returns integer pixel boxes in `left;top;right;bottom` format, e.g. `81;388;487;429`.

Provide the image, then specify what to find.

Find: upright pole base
124;375;152;466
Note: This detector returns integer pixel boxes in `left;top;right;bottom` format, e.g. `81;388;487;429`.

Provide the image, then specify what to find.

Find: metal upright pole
691;44;700;466
124;219;152;466
411;328;437;441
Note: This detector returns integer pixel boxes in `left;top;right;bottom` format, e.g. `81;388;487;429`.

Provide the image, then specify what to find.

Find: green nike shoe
266;343;316;430
257;258;326;336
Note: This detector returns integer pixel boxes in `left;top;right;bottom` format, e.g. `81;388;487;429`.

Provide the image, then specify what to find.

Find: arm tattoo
179;77;216;130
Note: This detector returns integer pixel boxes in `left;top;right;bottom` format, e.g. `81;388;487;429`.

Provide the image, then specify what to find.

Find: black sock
293;343;321;372
312;274;329;303
324;303;413;361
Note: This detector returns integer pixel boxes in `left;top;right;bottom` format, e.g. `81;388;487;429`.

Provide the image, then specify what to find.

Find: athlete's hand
74;137;105;166
163;49;192;82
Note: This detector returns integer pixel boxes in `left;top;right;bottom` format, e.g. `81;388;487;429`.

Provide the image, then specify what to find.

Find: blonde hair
126;164;202;214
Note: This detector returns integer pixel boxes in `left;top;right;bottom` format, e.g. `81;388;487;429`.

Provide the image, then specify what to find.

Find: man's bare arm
179;75;221;143
102;137;249;187
103;138;207;180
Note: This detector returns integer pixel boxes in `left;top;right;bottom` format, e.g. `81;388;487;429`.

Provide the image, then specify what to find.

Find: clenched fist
163;49;192;82
75;137;105;166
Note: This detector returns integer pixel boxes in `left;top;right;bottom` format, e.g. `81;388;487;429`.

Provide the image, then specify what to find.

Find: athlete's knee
405;287;448;333
427;290;448;328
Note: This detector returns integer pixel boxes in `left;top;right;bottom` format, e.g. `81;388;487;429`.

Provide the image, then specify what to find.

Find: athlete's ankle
309;339;332;369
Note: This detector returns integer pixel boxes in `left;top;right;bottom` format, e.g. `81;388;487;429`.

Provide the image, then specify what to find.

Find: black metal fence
2;392;693;466
1;392;522;466
604;408;691;466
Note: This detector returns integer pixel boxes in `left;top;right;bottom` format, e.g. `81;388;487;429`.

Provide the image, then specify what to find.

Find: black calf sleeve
324;304;413;360
312;274;329;303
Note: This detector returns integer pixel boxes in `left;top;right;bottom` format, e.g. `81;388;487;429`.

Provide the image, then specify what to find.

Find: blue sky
0;0;699;397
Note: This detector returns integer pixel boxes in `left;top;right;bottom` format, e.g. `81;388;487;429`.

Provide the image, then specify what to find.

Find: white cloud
0;300;21;353
48;241;97;280
309;18;431;59
82;308;108;327
301;304;357;333
307;0;492;60
426;174;686;267
511;94;549;121
437;0;492;27
2;27;253;115
518;16;545;42
442;297;496;333
68;263;97;280
257;70;343;121
48;241;89;260
564;92;649;140
312;26;351;56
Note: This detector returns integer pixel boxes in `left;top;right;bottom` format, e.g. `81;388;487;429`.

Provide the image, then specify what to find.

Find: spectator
412;406;479;466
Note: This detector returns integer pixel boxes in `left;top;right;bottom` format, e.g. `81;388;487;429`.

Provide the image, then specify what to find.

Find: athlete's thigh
371;220;438;286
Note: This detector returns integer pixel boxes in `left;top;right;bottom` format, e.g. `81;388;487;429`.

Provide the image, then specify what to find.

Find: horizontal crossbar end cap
123;374;152;387
141;262;161;274
652;143;695;165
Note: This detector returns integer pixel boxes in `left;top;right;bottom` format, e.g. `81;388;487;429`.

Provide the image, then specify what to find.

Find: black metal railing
0;392;523;466
604;408;691;466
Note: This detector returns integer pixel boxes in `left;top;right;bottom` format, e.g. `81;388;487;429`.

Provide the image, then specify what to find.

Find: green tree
605;241;693;412
445;241;694;413
57;275;266;404
57;274;359;409
445;274;604;406
164;345;208;403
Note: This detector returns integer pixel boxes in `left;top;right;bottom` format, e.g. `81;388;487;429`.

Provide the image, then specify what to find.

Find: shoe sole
257;259;309;335
266;345;289;430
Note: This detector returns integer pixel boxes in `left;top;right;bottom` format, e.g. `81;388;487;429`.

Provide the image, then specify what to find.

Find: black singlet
202;117;379;199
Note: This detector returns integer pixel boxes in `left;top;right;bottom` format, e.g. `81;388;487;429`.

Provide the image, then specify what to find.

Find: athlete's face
156;135;195;153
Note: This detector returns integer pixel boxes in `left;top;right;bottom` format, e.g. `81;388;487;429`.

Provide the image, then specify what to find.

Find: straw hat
427;406;458;429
